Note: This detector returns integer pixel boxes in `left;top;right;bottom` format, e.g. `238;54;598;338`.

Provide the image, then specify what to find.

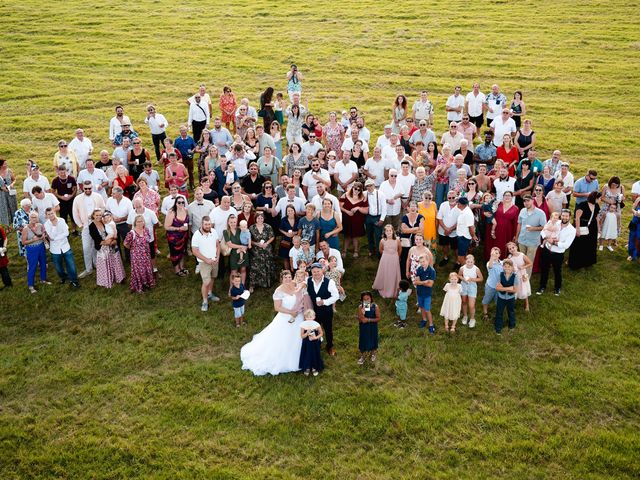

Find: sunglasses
390;174;397;177
264;185;273;189
84;188;92;191
59;144;67;148
353;187;361;191
133;141;141;144
177;201;186;205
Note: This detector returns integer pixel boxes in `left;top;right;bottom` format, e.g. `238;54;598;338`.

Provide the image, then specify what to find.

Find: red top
497;146;519;177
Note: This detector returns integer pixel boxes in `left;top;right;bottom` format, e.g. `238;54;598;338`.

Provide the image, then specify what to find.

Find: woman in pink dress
90;210;126;289
124;215;156;293
484;191;519;260
372;224;402;298
322;112;345;156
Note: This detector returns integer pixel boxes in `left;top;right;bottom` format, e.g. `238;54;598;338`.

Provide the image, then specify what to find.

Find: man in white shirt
310;182;340;218
68;129;93;170
445;86;465;124
302;159;331;199
73;181;105;277
493;167;517;202
105;186;133;261
315;241;344;274
188;187;215;234
275;184;307;218
379;169;404;232
364;179;387;257
465;83;486;131
30;186;59;223
554;162;575;207
454;197;477;266
441;122;464;152
397;160;415;208
226;143;255;179
187;93;210;146
44;208;80;288
537;209;576;296
437;190;462;267
363;147;387;187
375;125;393;149
333;152;358;194
23;164;50;199
301;133;322;159
412;90;434;124
77;159;109;201
161;184;186;216
490;109;517;147
631;179;640;203
209;196;238;238
109;105;132;143
187;84;212;115
346;117;371;143
127;197;159;271
144;104;168;162
307;261;340;356
381;133;401;167
341;127;369;155
192;216;221;310
485;84;507;127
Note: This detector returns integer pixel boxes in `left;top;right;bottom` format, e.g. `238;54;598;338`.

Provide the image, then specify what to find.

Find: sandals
176;269;189;277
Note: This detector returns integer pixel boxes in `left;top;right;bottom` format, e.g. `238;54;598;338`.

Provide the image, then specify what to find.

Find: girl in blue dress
358;291;380;365
299;309;324;376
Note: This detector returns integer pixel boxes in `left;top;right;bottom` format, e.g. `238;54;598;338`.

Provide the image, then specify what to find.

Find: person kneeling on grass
357;291;380;365
495;259;518;335
299;309;324;376
412;255;436;333
229;273;247;327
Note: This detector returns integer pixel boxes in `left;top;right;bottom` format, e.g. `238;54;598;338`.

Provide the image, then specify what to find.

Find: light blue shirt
573;177;599;205
517;207;547;247
209;128;233;156
486;260;504;289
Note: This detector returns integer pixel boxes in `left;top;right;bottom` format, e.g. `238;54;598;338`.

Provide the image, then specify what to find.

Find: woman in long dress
569;191;600;270
240;270;305;376
372;224;402;298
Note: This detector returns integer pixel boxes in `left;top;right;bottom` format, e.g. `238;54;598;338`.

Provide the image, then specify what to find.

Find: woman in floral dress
124;215;155;293
219;86;237;133
249;212;276;289
164;197;190;276
322;112;345;156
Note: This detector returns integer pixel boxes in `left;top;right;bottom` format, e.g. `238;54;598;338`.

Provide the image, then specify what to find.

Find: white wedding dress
240;288;304;376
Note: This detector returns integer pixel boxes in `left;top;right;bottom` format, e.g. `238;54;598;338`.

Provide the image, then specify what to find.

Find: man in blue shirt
413;255;436;333
473;131;497;172
515;195;547;272
573;169;599;209
209;117;233;156
174;125;197;190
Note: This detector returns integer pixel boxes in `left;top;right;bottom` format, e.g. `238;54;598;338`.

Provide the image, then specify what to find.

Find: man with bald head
68;128;94;170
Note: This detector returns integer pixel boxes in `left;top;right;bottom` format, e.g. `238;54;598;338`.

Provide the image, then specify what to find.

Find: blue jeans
435;183;449;209
495;296;516;333
26;243;47;287
51;248;79;283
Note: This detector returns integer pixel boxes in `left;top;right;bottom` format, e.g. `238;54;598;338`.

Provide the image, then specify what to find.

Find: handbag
220;235;231;256
257;109;266;118
400;237;412;248
579;226;589;236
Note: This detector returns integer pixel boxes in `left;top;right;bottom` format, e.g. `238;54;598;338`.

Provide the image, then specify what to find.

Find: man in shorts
191;216;221;311
436;191;461;267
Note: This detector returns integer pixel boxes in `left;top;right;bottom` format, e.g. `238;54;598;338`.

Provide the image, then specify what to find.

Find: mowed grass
1;0;640;478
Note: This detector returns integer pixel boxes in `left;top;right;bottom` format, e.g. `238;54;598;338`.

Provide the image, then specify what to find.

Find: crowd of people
1;69;639;376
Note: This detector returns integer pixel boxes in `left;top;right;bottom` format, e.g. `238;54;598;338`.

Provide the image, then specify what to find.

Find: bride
240;270;306;376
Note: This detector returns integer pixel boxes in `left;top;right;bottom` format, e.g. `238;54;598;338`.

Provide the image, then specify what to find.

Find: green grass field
1;1;640;478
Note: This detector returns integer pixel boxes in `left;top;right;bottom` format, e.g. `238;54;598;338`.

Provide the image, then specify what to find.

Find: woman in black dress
569;191;600;270
259;87;275;130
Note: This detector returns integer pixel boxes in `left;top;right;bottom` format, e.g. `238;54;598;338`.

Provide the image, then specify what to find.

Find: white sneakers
469;318;476;328
461;315;468;325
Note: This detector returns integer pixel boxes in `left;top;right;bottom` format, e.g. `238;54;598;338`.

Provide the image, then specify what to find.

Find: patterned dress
322;122;344;156
12;208;29;256
95;225;126;289
133;189;161;215
166;213;189;266
0;169;17;226
125;228;155;293
219;93;237;124
249;223;276;288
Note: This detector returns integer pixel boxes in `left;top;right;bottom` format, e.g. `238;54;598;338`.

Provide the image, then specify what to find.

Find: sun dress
322;122;344;156
372;238;401;298
249;223;276;288
439;283;462;321
510;252;531;299
125;228;155;293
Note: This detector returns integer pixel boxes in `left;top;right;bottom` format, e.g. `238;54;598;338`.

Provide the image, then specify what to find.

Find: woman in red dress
484;190;519;260
113;166;136;199
219;86;237;133
339;182;368;258
496;134;519;177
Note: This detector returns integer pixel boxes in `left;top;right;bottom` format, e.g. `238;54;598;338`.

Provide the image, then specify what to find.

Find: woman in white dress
241;270;306;376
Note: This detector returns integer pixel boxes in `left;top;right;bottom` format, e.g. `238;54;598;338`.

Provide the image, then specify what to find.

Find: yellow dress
418;201;437;244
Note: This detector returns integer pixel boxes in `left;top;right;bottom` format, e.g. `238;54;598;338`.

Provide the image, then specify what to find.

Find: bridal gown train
240;288;304;376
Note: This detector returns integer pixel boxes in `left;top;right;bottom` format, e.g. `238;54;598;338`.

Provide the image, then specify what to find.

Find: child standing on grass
299;309;324;376
357;291;380;365
440;272;462;333
412;254;436;333
229;273;247;327
495;259;518;335
482;247;503;321
458;254;483;329
395;279;411;329
599;203;618;251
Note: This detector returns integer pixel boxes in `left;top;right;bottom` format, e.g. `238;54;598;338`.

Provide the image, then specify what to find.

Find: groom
307;263;340;356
